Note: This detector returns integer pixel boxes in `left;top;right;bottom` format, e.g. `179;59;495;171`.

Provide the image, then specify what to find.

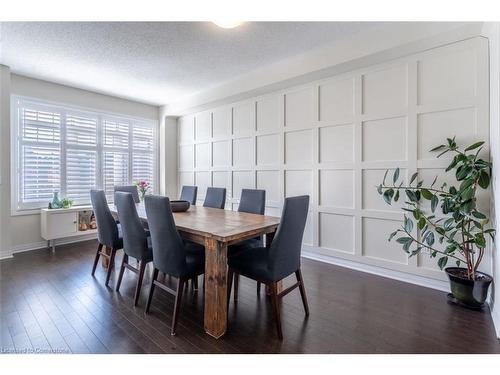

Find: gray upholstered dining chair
144;195;205;335
114;192;153;306
179;185;198;205
114;185;140;203
227;195;310;340
90;190;123;286
203;187;226;209
228;189;266;300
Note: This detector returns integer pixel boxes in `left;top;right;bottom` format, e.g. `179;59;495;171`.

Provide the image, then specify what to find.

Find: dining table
109;203;281;339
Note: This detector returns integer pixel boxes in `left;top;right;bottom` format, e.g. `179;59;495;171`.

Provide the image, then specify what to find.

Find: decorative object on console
135;180;151;202
377;137;495;309
51;191;62;208
78;210;93;231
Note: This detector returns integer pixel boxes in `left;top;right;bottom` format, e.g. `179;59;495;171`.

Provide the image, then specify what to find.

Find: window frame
11;95;159;215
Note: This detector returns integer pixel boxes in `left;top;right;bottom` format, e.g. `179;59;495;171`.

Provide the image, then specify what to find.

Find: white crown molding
165;22;484;116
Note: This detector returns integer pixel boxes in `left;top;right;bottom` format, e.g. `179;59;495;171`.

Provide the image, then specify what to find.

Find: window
12;97;158;211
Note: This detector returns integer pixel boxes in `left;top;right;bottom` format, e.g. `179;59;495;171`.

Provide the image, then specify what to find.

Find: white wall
482;22;500;338
177;38;490;288
0;65;12;258
0;73;160;259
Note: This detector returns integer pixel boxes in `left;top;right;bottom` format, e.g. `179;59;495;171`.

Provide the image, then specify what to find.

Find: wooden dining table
109;203;280;339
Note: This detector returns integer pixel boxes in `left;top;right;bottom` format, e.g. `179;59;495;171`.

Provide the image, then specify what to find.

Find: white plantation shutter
66;149;97;201
14;97;157;210
66;113;97;146
21;146;60;203
132;124;156;191
19;104;61;206
103;151;129;199
104;119;129;148
65;112;98;202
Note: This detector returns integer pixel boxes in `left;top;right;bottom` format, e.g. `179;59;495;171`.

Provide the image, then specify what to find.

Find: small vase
51;192;62;209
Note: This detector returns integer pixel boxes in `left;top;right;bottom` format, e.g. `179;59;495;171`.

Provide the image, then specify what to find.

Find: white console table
41;205;97;251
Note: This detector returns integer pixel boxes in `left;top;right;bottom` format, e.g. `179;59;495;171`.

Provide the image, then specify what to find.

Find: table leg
204;238;228;339
265;229;283;295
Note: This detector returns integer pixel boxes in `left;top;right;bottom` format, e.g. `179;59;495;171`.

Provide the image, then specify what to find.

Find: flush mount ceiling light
213;21;243;29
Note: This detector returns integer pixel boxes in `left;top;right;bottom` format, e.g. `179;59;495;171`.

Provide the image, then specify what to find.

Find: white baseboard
301;249;450;293
0;233;97;261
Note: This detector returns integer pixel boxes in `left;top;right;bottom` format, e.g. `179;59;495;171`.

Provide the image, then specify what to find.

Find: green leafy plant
60;198;73;209
377;137;495;280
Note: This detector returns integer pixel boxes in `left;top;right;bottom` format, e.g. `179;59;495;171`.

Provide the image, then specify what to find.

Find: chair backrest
114;192;148;260
268;195;310;280
114;185;140;203
203;187;226;209
238;189;266;215
179;185;198;205
144;195;188;277
90;190;119;248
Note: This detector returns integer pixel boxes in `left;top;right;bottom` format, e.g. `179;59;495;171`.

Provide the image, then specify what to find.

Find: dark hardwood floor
1;239;499;354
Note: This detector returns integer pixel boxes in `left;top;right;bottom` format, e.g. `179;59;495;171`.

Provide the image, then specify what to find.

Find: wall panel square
417;108;476;160
178;115;194;143
233;102;255;136
213;171;231;201
195;142;211;168
319;213;354;253
303;211;313;246
195;171;211;198
319;77;355;122
195;111;212;141
233;171;255;200
212;140;230;167
257;134;280;166
418;48;476;106
256;170;280;203
362;64;407;115
212;107;232;138
233;137;254;168
362;217;407;264
285;130;313;165
284;87;314;129
362;116;407;161
362;169;407;211
179;172;194;187
319;169;354;208
285;170;312;198
257;95;280;132
319;124;354;163
179;145;194;170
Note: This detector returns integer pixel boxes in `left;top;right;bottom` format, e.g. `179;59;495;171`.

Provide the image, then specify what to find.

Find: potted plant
135;180;151;202
377;137;495;309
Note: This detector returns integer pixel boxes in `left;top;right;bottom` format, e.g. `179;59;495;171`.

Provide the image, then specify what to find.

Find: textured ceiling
0;22;383;105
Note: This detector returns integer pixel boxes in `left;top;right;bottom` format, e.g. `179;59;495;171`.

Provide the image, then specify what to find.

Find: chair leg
134;260;147;306
234;273;239;302
257;281;261;295
115;254;128;292
171;278;185;335
295;269;309;316
269;282;283;340
105;247;117;287
227;268;234;307
146;268;159;313
91;243;103;276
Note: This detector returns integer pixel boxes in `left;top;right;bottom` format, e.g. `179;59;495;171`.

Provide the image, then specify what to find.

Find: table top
109;203;280;243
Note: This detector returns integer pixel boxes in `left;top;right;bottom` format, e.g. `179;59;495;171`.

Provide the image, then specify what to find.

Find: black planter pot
445;267;493;309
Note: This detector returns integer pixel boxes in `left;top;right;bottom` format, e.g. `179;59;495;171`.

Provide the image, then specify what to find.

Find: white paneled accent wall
177;38;489;281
